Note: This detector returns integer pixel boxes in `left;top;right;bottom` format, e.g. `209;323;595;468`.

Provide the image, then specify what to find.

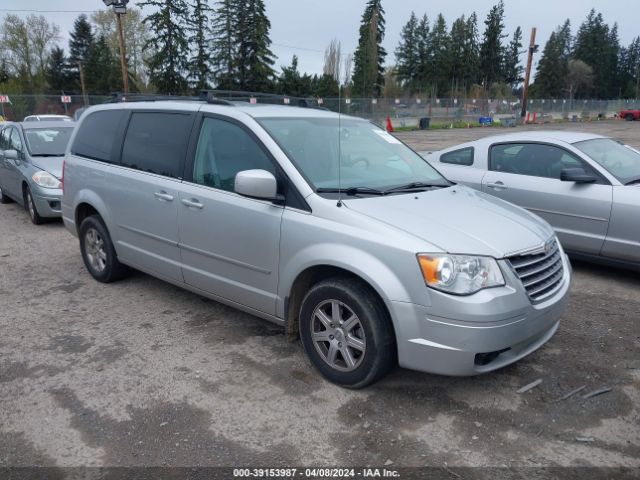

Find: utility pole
103;0;130;95
520;27;538;121
116;11;129;94
78;62;88;106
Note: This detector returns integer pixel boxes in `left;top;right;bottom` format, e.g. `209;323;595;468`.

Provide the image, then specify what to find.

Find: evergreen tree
532;20;572;98
211;0;238;89
140;0;190;94
573;10;619;98
313;74;340;98
479;1;507;86
395;12;419;91
187;0;213;91
46;46;74;93
428;14;450;96
462;13;480;88
352;0;387;98
619;37;640;98
233;0;275;92
84;35;120;94
68;15;94;66
415;14;431;93
504;26;523;91
278;55;304;96
448;15;467;94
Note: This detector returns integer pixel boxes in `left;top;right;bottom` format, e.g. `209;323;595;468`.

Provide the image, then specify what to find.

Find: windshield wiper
31;153;64;157
383;181;451;194
624;176;640;185
316;186;385;196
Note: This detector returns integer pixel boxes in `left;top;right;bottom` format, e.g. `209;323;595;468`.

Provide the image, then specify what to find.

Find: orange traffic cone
386;116;394;132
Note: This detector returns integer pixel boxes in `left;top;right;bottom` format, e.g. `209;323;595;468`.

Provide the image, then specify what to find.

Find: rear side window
71;110;126;162
121;112;193;179
441;147;474;166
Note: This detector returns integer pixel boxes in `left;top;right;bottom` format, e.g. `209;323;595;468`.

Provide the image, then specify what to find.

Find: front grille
508;239;565;302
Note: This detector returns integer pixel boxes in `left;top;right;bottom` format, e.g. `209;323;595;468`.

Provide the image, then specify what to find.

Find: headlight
417;254;505;295
32;171;62;189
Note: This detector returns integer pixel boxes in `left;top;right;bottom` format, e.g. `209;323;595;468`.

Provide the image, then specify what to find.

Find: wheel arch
282;258;407;342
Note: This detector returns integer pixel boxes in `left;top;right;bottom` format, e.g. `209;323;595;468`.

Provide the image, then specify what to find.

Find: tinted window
122;112;192;179
192;117;275;191
441;147;474;166
71;110;126;162
489;143;585;179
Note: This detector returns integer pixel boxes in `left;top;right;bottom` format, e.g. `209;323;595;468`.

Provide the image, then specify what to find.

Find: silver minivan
62;99;571;387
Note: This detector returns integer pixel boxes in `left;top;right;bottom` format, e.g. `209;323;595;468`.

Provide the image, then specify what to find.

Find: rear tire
299;277;396;388
24;187;44;225
626;114;634;121
79;215;129;283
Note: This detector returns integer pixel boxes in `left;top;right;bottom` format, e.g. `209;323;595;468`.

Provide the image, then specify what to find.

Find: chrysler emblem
544;239;555;255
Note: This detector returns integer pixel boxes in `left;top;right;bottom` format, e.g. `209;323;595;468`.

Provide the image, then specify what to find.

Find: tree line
0;0;638;100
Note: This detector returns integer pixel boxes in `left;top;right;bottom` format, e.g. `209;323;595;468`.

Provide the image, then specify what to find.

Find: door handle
154;191;174;202
181;198;204;209
487;181;508;190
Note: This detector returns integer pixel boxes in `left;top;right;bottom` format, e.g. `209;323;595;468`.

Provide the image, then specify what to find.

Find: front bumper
31;186;62;218
391;252;572;376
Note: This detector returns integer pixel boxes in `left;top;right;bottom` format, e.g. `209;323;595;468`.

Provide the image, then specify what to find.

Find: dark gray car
0;121;74;224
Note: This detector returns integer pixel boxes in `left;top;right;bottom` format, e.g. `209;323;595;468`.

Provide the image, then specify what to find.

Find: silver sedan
423;131;640;270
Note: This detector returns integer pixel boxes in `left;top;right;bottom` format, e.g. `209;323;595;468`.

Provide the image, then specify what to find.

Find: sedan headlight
32;171;62;189
417;254;505;295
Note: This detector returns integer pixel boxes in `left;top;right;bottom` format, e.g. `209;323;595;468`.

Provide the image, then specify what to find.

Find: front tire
79;215;129;283
0;187;12;204
24;187;44;225
299;277;396;388
626;114;634;121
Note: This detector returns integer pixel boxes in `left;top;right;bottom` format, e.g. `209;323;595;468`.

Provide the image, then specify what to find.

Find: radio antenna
337;84;343;207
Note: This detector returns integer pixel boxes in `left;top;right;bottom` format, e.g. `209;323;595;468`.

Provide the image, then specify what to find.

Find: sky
1;0;639;77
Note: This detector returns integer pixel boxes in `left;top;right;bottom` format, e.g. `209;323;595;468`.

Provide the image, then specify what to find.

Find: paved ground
0;120;639;473
395;119;640;152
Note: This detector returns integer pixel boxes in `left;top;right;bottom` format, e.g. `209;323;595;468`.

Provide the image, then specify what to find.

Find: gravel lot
0;120;639;473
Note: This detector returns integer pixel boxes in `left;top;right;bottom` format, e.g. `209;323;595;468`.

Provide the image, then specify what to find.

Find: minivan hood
344;186;554;258
31;156;64;178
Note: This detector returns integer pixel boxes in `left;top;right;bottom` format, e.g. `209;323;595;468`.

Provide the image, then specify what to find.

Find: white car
422;131;640;270
23;114;73;122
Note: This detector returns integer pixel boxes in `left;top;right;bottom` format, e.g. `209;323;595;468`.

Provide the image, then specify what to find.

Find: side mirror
235;169;282;202
3;149;18;161
560;167;596;184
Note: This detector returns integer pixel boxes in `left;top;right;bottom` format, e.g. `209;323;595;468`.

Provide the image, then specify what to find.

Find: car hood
31;156;64;179
344;186;555;258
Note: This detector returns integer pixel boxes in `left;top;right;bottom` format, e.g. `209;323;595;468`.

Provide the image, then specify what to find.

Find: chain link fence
1;93;639;127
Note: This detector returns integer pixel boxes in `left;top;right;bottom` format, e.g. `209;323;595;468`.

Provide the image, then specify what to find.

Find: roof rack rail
198;90;235;106
107;92;234;106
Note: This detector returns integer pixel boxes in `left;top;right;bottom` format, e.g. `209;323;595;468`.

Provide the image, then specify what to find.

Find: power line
272;42;324;54
0;9;100;13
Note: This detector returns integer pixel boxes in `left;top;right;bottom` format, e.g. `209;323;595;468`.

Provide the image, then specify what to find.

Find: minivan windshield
25;127;74;156
259;117;448;193
574;138;640;185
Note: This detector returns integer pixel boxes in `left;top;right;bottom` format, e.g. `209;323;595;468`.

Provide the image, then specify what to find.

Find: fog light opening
475;348;510;366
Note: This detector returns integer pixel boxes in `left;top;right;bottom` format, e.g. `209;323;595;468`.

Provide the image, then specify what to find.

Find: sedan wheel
25;187;44;225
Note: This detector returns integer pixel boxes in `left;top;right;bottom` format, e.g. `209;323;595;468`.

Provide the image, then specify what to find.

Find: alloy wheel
310;299;366;372
84;228;107;273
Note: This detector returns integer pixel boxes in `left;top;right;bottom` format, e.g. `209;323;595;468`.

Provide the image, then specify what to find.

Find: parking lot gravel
0;120;639;473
